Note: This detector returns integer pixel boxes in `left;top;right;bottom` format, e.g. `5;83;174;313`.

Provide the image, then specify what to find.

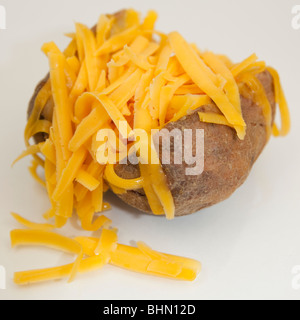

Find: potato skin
114;71;276;216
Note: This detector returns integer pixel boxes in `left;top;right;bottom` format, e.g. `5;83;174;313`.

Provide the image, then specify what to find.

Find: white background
0;0;300;300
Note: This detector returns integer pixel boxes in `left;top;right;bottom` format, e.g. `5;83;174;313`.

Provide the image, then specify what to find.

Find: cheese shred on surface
13;8;290;285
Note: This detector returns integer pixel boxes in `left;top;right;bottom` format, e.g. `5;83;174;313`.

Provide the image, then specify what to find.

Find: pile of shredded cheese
12;9;290;285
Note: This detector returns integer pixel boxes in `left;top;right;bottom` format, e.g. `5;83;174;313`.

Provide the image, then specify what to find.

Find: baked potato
26;9;289;220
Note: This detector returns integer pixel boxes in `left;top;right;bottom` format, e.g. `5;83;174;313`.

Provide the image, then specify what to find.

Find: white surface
0;0;300;300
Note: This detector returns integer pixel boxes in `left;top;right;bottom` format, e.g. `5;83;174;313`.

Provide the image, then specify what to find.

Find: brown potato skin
28;65;275;217
114;71;276;216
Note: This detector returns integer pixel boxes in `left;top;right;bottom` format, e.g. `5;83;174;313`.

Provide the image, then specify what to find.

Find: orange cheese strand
40;139;56;164
201;51;241;113
11;213;55;231
54;185;74;219
74;161;105;202
88;93;133;139
80;212;112;232
123;45;154;70
159;75;190;127
266;67;291;136
94;228;118;259
51;111;74;219
75;23;100;91
169;95;211;123
96;15;114;46
104;163;144;190
12;143;44;167
48;52;73;161
14;255;106;286
63;39;77;58
92;179;104;212
66;56;80;75
96;70;107;92
237;61;266;76
76;169;100;192
69;106;110;152
69;59;88;107
75;236;201;281
198;112;233;127
140;136;175;219
42;41;77;89
112;244;200;281
142;10;158;31
149;164;175;220
155;44;172;75
231;53;258;77
76;193;112;231
100;67;136;95
109;68;143;108
139;242;184;278
52;147;87;201
55;215;68;228
134;95;174;217
149;72;167;120
95;26;139;56
239;72;273;138
44;152;56;189
11;229;83;283
175;84;204;95
139;164;165;216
